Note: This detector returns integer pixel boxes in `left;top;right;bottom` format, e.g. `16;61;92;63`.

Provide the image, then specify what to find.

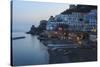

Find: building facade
46;5;97;32
84;9;97;32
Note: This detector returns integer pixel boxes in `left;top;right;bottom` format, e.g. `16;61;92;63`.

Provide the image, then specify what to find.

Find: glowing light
54;31;58;34
58;27;63;31
77;37;80;41
78;41;82;45
91;28;96;32
64;33;66;35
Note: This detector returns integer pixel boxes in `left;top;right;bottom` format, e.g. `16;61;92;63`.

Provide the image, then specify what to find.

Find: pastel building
46;5;97;32
46;16;56;30
84;9;97;32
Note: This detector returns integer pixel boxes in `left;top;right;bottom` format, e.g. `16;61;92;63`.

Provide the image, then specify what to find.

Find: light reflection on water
12;32;49;66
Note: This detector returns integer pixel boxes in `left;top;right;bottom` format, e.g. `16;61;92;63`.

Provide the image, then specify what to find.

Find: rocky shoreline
48;48;97;64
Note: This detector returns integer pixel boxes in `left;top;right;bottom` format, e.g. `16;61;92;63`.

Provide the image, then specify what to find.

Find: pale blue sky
13;1;69;27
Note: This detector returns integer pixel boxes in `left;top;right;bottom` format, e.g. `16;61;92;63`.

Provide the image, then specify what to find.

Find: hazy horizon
12;1;70;32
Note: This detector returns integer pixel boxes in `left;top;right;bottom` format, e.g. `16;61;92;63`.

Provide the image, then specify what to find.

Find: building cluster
46;5;97;32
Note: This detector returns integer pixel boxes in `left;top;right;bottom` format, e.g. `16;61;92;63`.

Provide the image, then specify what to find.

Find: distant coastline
12;36;26;40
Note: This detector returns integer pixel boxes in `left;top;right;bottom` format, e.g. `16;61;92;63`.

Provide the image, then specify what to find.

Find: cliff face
26;25;37;35
26;20;47;35
27;5;97;35
61;5;97;14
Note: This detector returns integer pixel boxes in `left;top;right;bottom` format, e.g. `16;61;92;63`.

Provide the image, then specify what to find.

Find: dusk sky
12;1;70;32
13;1;70;25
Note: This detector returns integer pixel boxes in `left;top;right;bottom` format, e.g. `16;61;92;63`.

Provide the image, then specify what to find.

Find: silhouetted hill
61;5;97;14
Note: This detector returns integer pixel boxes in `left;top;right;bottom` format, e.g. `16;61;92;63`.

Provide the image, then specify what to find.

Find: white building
46;12;85;31
84;9;97;32
46;5;97;32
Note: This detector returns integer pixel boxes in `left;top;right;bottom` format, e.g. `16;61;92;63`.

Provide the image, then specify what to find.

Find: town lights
78;41;82;45
91;27;96;32
58;27;63;31
64;33;66;35
77;37;80;41
54;31;58;34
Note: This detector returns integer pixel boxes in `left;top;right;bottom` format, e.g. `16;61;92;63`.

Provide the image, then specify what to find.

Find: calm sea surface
12;32;49;66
